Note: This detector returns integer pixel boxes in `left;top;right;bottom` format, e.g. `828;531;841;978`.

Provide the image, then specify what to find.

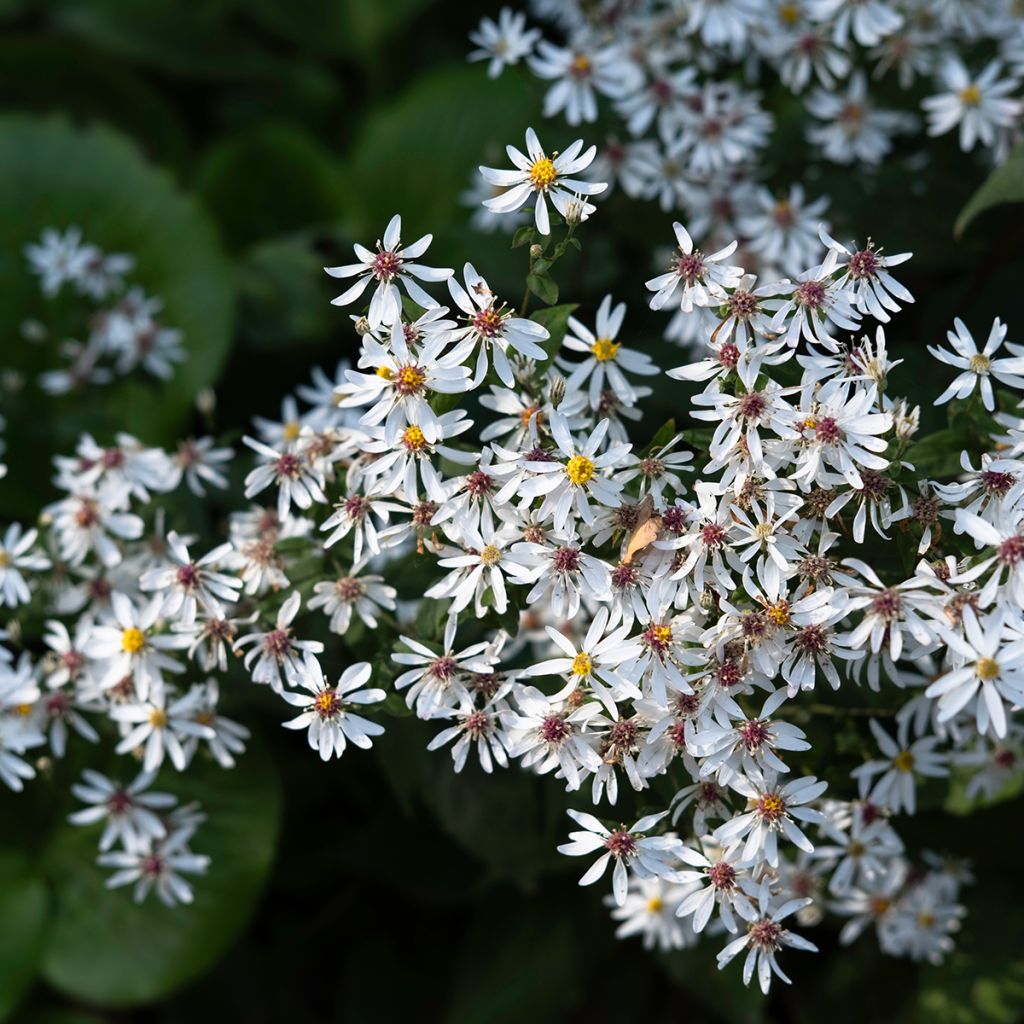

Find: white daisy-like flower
929;317;1024;412
646;223;743;314
68;769;176;852
850;718;949;814
308;564;397;636
478;127;607;235
922;58;1022;152
280;654;385;761
235;591;324;691
468;7;540;78
0;523;50;607
324;214;453;327
98;831;210;907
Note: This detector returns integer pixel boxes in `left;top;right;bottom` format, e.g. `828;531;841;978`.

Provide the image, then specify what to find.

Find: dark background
0;1;1023;1022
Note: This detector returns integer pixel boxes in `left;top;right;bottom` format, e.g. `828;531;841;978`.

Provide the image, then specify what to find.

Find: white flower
528;40;638;125
242;437;327;520
468;7;540;78
929;317;1024;412
447;263;550;388
715;880;818;994
808;0;902;46
851;719;949;814
110;688;214;772
308;565;396;636
235;592;324;691
139;531;241;625
168;436;233;497
557;808;695;906
68;769;176;852
819;229;914;323
609;876;700;951
426;687;513;774
479;127;607;235
46;493;144;567
739;184;830;277
324;214;453;327
280;655;385;760
922;58;1022;151
646;223;743;313
925;607;1024;738
99;831;210;907
0;523;50;607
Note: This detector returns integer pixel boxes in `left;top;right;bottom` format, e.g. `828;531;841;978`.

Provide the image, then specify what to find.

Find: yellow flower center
572;652;593;676
754;522;774;540
282;421;301;442
917;912;935;929
396;365;426;392
529;157;558;190
480;544;502;566
0;550;11;568
760;793;785;817
970;353;991;374
15;703;33;716
959;83;982;106
652;625;672;646
646;897;664;913
571;54;591;75
976;656;1000;680
401;425;427;452
121;627;146;654
894;750;915;773
376;366;394;380
148;708;168;728
802;417;817;431
779;1;800;24
591;337;621;362
565;454;596;486
767;600;790;626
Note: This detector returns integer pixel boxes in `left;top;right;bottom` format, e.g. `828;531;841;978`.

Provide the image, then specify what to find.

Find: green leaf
956;140;1024;238
511;225;534;249
0;852;48;1022
195;123;348;250
645;418;677;454
0;116;234;519
529;303;578;362
904;430;964;479
41;738;281;1007
527;272;559;306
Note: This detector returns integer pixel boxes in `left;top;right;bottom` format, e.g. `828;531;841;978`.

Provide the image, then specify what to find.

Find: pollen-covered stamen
463;710;490;738
262;628;293;659
611;562;638;590
773;198;795;225
970;353;991;374
571;651;593;676
742;611;768;641
551;546;581;573
708;861;737;890
814;416;842;444
857;470;891;504
371;249;401;281
766;600;790;627
737;391;768;421
700;522;727;548
675;250;707;282
871;588;903;621
748;918;783;951
728;290;758;319
472;306;506;338
569;53;592;78
464;471;494;498
148;707;168;729
893;750;915;772
275;452;302;480
794;623;828;655
592;336;621;362
343;494;369;521
539;714;570;744
314;688;341;719
107;788;134;815
756;791;787;824
429;655;458;682
565;454;596;486
975;656;1001;680
412;500;438;526
662;506;687;533
140;853;166;878
795;279;826;309
394;365;427;396
642;623;673;655
840;101;864;123
739;719;770;751
959;83;982;106
480;544;502;566
911;495;941;525
981;470;1015;495
848;248;880;280
176;563;200;591
718;342;740;368
608;719;639;751
335;576;366;601
605;829;638;859
998;534;1024;565
718;659;743;688
400;425;428;452
121;627;146;654
529;156;558;190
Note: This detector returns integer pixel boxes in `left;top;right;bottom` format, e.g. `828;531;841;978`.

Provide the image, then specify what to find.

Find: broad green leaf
956;141;1024;238
0;853;48;1022
904;430;964;479
527;272;559;306
0;116;234;518
195;124;348;250
41;738;281;1007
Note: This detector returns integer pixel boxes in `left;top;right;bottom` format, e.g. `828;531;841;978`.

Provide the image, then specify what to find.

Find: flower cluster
466;2;1023;304
3;123;1023;999
22;226;186;393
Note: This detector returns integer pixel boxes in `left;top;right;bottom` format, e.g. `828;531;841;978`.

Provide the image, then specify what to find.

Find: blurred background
1;1;1023;1022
